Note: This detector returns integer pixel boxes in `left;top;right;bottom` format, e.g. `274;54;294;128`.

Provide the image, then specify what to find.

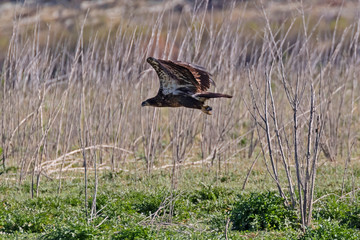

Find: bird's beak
141;101;149;107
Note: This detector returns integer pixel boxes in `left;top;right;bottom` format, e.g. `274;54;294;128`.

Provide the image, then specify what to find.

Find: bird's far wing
156;60;198;87
170;60;215;92
157;59;214;92
147;57;214;95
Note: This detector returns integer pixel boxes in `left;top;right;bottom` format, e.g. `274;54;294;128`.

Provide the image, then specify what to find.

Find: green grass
0;166;359;239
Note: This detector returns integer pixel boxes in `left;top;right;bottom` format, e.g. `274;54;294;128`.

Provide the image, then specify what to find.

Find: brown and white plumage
141;57;232;115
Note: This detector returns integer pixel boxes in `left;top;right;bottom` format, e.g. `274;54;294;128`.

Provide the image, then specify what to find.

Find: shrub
230;192;298;231
314;198;360;229
344;205;360;229
0;201;54;233
300;220;360;240
314;198;351;221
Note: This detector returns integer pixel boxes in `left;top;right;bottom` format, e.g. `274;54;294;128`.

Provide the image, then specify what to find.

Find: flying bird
141;57;232;115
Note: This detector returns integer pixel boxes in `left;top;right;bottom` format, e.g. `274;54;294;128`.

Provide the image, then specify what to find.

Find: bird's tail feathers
195;92;232;99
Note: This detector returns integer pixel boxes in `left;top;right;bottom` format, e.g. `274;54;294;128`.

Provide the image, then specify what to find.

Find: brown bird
141;57;232;115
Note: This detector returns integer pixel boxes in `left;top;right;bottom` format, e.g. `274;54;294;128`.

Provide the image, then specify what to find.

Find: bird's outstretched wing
158;59;215;92
147;57;214;95
147;57;189;95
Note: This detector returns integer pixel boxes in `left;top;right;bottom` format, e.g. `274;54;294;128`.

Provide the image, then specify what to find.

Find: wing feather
172;61;215;91
147;59;175;94
147;57;214;95
158;59;214;92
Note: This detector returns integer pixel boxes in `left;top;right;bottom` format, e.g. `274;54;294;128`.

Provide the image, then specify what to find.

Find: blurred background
0;0;358;65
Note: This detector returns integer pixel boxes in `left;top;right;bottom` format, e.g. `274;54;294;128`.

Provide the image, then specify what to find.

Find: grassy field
1;165;360;239
0;0;360;239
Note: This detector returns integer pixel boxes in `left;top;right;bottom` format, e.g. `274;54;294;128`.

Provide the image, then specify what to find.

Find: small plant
129;191;164;216
112;225;152;240
40;220;101;240
230;192;298;231
190;185;222;204
207;211;229;232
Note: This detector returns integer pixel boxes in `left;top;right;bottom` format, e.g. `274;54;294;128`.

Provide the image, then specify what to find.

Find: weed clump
314;198;360;229
112;225;152;240
300;220;360;240
230;192;298;231
40;220;100;240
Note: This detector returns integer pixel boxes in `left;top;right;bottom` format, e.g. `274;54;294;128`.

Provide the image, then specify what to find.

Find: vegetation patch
300;220;360;240
230;192;298;231
314;197;360;229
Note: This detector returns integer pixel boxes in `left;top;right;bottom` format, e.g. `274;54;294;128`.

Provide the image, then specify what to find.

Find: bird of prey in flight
141;57;232;115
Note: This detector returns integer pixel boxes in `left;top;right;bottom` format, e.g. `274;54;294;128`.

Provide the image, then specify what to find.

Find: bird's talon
201;106;212;115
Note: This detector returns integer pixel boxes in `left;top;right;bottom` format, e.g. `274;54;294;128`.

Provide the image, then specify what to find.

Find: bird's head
146;57;159;66
141;97;161;107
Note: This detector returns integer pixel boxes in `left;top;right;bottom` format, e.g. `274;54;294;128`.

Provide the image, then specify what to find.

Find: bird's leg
201;105;212;115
